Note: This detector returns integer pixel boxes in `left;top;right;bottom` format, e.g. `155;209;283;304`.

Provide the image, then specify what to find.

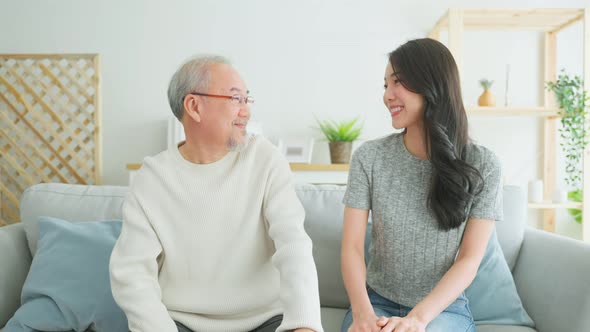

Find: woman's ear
183;95;201;123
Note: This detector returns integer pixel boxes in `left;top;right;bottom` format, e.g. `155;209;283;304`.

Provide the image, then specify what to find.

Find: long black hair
389;38;483;230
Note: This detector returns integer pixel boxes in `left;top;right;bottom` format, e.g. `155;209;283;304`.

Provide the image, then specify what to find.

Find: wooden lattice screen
0;54;101;226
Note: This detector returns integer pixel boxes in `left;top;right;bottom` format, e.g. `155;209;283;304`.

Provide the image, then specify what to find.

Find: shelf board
528;201;583;209
466;106;560;117
127;163;141;170
434;9;584;32
127;163;350;172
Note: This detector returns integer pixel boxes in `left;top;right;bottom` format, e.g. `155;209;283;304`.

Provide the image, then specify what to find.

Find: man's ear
183;95;201;123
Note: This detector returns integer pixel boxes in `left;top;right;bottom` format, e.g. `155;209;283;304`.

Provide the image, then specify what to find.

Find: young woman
341;38;503;332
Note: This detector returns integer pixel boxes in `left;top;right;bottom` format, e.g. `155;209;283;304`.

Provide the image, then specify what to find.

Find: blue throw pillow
465;229;535;327
5;217;127;332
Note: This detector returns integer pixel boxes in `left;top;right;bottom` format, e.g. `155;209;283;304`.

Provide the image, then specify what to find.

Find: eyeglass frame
187;92;254;105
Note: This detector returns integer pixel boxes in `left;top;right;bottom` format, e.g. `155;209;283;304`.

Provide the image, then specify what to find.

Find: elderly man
110;55;323;332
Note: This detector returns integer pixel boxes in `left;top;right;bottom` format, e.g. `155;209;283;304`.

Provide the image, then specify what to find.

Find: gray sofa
1;183;589;332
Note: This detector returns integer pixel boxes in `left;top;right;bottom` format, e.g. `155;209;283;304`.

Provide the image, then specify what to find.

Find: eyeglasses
188;92;255;105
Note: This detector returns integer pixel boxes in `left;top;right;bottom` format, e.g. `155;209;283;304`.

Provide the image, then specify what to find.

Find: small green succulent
479;79;494;90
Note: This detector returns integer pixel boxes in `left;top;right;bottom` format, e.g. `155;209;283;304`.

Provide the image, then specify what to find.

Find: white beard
227;129;250;151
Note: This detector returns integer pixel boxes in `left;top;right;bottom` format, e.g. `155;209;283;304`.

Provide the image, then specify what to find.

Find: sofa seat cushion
320;307;347;332
476;324;537;332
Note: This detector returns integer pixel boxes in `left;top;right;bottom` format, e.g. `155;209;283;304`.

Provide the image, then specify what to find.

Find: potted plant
316;117;363;164
478;78;496;106
546;70;590;224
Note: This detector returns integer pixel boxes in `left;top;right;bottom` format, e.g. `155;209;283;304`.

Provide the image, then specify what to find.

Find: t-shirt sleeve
343;143;373;210
469;149;503;221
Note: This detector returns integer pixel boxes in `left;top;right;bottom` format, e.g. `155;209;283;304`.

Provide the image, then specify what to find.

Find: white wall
0;0;587;237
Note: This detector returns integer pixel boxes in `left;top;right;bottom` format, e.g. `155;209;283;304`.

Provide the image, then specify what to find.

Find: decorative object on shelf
278;139;314;163
504;64;510;107
316;116;363;164
528;180;544;203
546;70;589;224
552;187;568;204
477;78;496;106
167;115;185;149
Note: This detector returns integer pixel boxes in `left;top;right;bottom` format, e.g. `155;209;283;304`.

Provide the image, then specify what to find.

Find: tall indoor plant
316;117;363;164
546;70;590;224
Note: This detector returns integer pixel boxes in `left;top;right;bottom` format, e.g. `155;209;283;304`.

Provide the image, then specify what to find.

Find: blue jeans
341;287;475;332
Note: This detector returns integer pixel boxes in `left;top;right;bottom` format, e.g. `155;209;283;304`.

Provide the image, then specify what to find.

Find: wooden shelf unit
429;8;590;241
466;106;560;117
528;202;583;209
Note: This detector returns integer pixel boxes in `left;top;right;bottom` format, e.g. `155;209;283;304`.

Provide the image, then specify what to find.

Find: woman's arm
407;218;494;326
341;207;383;331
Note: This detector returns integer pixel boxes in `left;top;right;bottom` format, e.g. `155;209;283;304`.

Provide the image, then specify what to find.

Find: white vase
528;180;544;203
552;188;568;203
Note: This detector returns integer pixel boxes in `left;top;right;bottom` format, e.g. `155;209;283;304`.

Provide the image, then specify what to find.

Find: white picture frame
278;139;314;163
167;115;185;148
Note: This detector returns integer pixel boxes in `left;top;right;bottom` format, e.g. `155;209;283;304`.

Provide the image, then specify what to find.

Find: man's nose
238;103;250;118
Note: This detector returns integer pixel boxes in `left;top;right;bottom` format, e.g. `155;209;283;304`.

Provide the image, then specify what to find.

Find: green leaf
315;116;364;142
547;70;590;193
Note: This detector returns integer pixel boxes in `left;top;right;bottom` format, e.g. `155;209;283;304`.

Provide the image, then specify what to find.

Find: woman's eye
383;84;388;89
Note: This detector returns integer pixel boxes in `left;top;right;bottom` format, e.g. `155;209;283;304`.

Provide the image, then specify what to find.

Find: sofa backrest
20;183;526;308
20;183;128;255
494;186;527;270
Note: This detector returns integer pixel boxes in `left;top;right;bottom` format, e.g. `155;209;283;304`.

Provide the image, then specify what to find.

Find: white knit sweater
109;135;323;332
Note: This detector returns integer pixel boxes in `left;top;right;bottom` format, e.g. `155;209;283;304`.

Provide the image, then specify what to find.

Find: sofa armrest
0;223;31;327
513;227;590;332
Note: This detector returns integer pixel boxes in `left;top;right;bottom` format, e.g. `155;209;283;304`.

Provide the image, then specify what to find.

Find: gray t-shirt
343;133;503;307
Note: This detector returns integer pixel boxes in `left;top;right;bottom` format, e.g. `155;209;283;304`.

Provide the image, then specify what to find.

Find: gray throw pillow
465;229;534;327
4;217;128;332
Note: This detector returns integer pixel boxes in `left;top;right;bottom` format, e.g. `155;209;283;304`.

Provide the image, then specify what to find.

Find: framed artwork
167;115;185;149
278;139;314;163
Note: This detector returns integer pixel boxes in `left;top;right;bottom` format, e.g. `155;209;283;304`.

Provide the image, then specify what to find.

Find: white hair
167;55;231;120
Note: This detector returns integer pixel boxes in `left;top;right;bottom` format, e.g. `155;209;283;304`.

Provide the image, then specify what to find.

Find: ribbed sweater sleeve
109;191;177;332
264;154;324;332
